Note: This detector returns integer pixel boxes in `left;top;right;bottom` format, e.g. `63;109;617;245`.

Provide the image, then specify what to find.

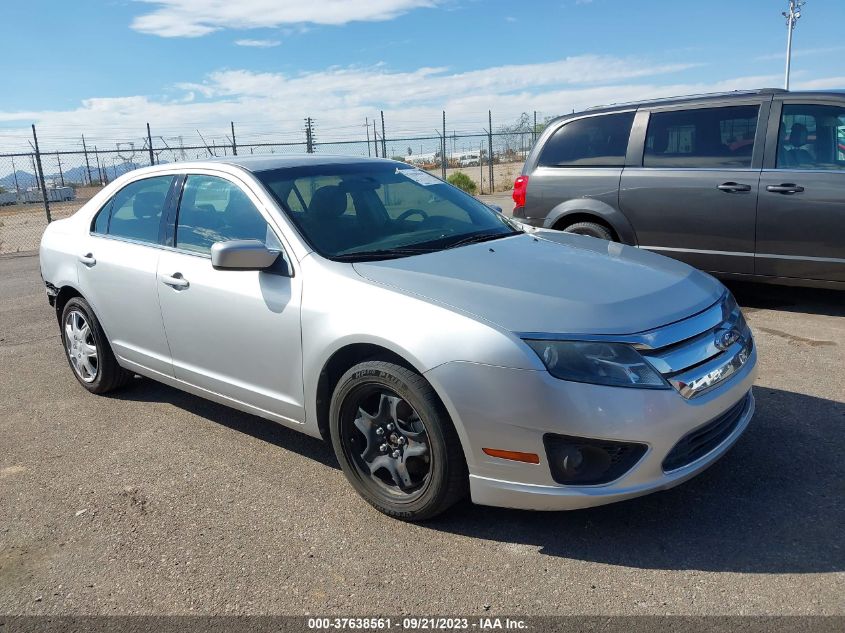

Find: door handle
717;182;752;193
161;273;189;289
78;253;96;267
766;183;804;194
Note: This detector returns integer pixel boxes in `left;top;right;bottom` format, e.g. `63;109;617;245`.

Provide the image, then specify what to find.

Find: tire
329;361;468;521
60;297;134;394
561;221;614;241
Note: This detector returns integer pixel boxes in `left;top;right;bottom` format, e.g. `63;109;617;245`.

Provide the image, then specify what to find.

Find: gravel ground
0;253;843;616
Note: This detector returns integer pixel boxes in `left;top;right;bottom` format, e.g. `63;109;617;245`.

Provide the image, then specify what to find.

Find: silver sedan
39;156;757;520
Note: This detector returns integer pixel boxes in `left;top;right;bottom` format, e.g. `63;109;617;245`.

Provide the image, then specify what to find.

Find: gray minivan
514;89;845;288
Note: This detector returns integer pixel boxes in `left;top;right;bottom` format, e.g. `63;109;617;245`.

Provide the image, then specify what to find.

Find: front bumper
425;345;757;511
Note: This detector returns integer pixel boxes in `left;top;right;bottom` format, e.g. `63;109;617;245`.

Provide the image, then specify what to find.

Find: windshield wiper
444;231;516;250
332;246;439;262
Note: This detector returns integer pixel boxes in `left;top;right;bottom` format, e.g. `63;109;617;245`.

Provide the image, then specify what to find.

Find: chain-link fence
0;112;549;254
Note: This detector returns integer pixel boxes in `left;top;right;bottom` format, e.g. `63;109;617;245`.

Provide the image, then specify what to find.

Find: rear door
757;97;845;282
619;98;770;274
76;175;177;377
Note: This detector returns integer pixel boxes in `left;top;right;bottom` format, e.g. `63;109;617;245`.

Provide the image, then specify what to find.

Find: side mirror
488;204;503;214
211;239;280;271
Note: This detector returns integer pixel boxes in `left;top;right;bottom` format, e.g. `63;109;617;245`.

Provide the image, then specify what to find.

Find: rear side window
644;105;759;168
91;176;173;244
777;103;845;170
538;112;634;167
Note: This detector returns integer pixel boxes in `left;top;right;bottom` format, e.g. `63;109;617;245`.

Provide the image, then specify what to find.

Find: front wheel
329;361;468;521
560;221;614;241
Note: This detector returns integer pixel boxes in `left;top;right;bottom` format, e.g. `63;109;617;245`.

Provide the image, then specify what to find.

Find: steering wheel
396;208;429;222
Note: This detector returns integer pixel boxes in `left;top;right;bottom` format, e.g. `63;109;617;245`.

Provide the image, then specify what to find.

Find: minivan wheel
561;221;614;241
60;297;134;394
329;361;468;521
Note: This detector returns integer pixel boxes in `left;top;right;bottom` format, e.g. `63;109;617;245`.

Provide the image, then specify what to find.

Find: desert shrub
447;171;477;194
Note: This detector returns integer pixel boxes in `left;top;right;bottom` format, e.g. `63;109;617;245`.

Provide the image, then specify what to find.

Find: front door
757;99;845;282
156;173;305;423
620;101;768;274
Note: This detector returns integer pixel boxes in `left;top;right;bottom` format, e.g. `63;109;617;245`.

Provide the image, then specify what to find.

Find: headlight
525;340;668;389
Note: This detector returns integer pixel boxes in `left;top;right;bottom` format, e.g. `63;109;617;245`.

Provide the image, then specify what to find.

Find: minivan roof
580;88;845;115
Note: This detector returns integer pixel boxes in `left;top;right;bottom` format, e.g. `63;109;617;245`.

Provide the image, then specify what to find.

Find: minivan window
777;103;845;170
92;176;174;244
538;112;634;167
176;175;271;254
644;105;759;168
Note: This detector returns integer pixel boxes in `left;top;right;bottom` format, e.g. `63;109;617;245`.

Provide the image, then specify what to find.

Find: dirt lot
0;253;842;616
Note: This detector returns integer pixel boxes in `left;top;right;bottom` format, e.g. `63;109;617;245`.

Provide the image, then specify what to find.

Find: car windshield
255;162;520;261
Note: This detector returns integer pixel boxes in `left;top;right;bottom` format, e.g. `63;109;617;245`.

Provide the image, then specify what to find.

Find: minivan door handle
161;273;189;290
78;253;96;267
766;183;804;194
717;182;752;193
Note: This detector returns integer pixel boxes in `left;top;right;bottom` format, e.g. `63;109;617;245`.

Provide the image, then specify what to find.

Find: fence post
380;110;387;158
230;121;238;156
441;111;447;180
31;125;52;223
488;110;494;193
146;123;155;166
82;135;92;186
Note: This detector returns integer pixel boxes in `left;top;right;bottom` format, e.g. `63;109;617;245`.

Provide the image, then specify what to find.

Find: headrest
788;123;808;147
308;185;347;219
133;191;166;219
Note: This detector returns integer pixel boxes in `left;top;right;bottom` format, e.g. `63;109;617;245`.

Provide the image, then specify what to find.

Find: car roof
204;154;396;173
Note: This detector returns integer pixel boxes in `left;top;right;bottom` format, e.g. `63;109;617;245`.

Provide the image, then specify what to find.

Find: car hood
352;232;723;335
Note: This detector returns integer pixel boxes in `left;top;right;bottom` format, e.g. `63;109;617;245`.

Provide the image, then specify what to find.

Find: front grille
638;294;754;399
662;392;750;472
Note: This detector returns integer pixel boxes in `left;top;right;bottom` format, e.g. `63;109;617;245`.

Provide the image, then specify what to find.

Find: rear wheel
329;361;468;521
60;297;134;394
560;220;614;241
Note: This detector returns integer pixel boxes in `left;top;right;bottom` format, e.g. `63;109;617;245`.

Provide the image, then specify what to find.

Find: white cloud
131;0;440;38
235;38;282;48
0;53;838;157
755;46;845;62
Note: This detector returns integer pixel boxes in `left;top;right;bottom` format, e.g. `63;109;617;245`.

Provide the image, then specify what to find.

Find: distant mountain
0;161;145;191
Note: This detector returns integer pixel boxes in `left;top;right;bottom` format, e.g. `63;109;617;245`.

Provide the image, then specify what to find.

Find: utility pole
305;117;315;153
373;121;379;158
82;135;92;186
11;156;19;195
441;111;447;179
230;121;238;156
488;110;494;192
380;110;387;158
146;123;155;165
365;118;371;157
56;152;64;187
783;0;805;90
31;125;51;223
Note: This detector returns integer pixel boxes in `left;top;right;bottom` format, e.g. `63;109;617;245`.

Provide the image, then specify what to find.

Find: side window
538;112;634;167
644;105;759;168
98;176;173;244
777;103;845;170
176;175;270;254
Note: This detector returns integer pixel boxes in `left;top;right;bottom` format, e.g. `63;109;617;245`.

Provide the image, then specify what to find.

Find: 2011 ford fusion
39;156;757;520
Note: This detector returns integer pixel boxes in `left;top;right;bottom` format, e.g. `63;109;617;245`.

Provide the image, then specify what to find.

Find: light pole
783;0;805;91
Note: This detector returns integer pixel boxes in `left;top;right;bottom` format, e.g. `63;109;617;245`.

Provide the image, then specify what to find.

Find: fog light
544;434;647;485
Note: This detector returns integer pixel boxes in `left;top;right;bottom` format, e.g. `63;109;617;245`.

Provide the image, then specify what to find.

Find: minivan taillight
512;175;529;216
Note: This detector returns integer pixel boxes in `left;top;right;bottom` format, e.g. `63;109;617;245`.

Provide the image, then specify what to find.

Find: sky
1;0;844;153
